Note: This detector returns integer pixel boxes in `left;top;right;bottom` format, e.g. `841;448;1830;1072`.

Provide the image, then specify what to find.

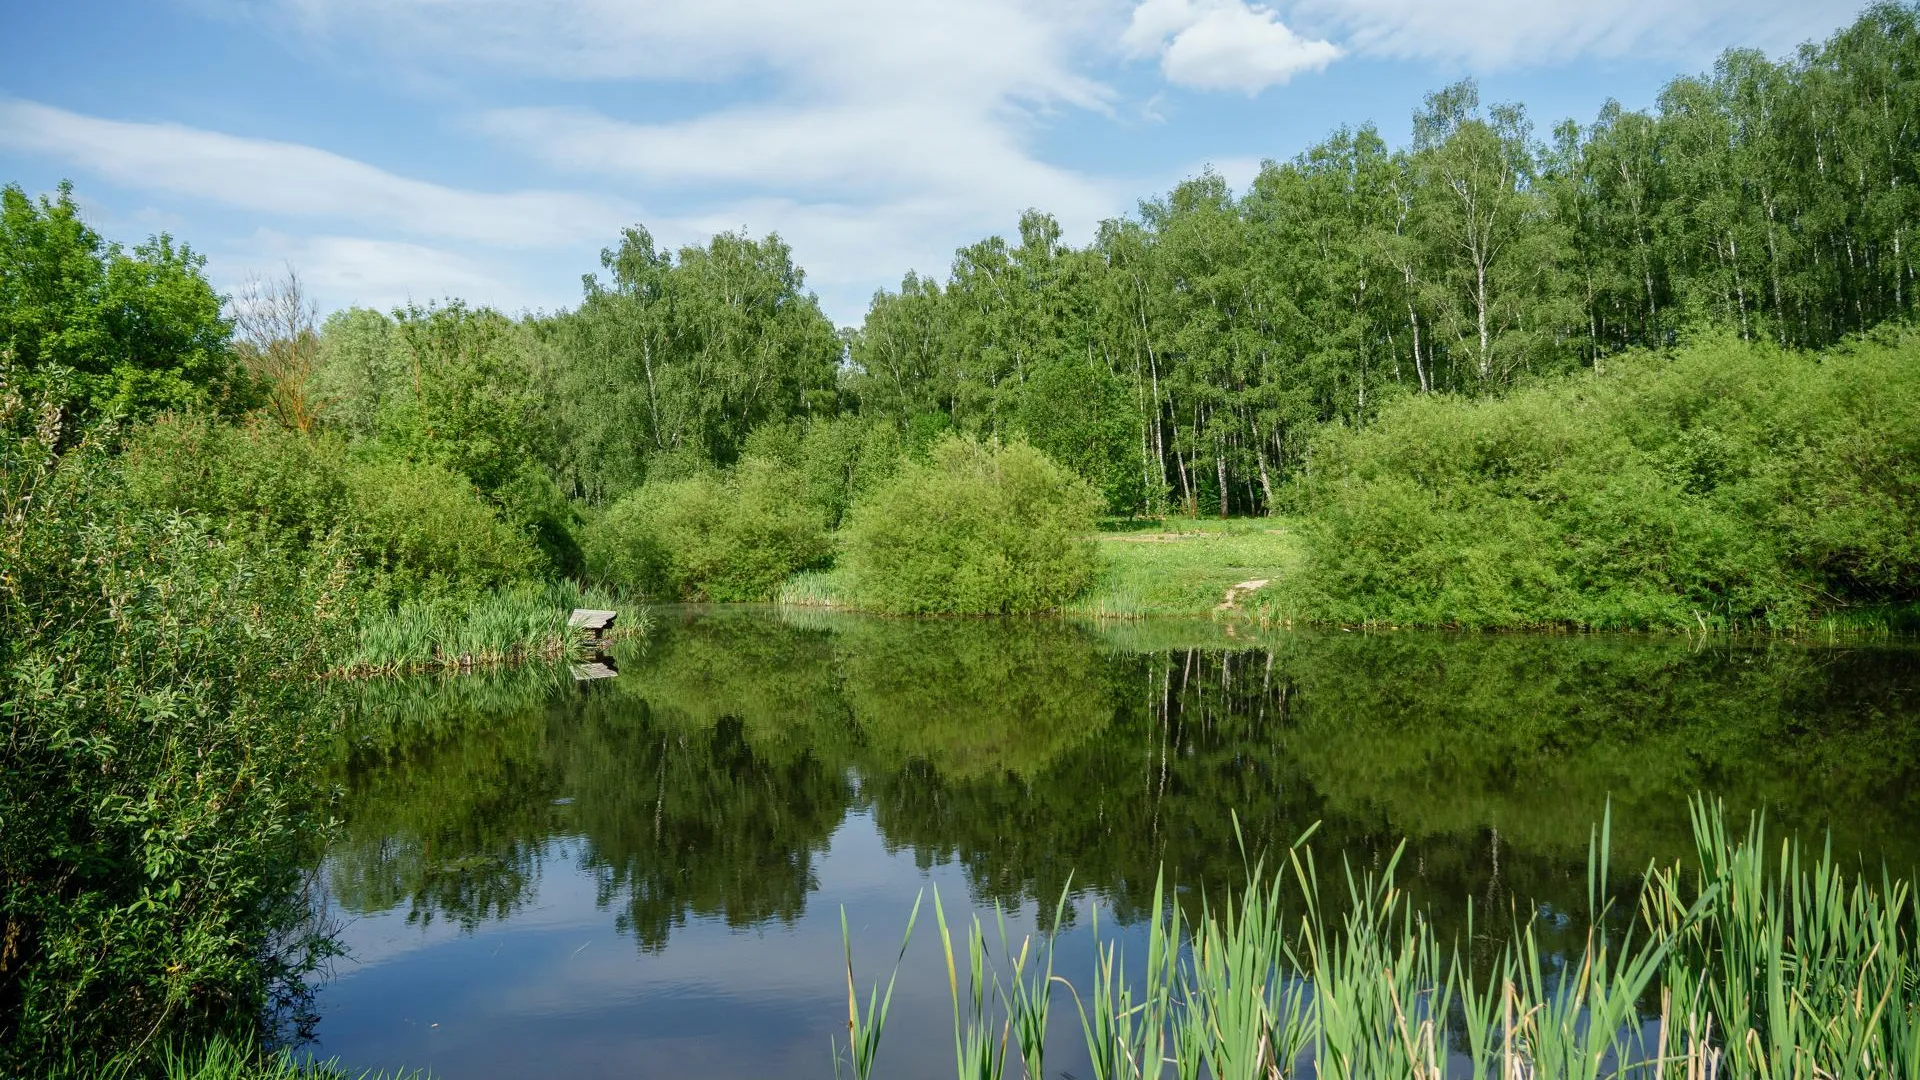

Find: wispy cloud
0;99;633;248
215;230;542;313
1291;0;1852;68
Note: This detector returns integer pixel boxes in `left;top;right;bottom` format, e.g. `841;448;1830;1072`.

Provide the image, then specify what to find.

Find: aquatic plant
841;799;1919;1078
338;580;644;677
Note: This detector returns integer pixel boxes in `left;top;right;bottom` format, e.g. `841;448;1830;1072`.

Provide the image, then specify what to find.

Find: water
304;608;1920;1078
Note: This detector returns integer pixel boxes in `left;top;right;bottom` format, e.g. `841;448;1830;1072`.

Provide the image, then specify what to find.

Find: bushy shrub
116;415;545;602
1;385;348;1071
741;416;904;529
342;455;543;598
584;457;833;601
117;413;350;548
840;436;1101;614
1282;330;1920;629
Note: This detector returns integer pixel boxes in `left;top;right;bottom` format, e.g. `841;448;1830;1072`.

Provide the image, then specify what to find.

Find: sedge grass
337;580;646;678
844;798;1918;1079
86;1034;425;1080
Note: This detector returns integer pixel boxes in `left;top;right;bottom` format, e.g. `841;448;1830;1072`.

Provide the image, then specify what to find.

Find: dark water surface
305;608;1920;1078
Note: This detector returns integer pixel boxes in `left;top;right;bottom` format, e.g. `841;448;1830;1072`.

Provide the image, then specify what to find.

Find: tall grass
87;1034;426;1079
338;581;645;677
842;800;1918;1078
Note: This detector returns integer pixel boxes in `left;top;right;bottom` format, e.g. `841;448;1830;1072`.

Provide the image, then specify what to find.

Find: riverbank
779;516;1308;621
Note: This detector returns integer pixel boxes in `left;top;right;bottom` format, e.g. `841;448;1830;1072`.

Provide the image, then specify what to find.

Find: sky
0;0;1866;328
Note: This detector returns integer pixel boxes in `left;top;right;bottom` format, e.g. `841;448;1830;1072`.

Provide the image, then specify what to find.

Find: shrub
741;416;904;529
1281;330;1920;629
839;435;1101;614
341;454;543;599
584;457;833;601
116;415;545;603
117;413;350;549
1;390;349;1072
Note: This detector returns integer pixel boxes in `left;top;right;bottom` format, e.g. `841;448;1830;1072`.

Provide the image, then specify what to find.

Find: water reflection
316;612;1920;1073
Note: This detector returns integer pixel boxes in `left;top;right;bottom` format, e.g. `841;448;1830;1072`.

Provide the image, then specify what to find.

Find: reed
842;799;1918;1079
336;580;645;678
87;1033;425;1080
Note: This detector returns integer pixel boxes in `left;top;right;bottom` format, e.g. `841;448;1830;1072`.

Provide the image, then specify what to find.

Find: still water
306;608;1920;1078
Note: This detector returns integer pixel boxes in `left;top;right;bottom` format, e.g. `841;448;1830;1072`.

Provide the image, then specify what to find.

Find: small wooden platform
569;608;618;644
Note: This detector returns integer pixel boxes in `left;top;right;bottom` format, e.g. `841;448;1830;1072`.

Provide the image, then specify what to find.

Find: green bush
1282;330;1920;629
740;415;903;529
116;415;544;603
2;390;348;1071
341;454;543;599
839;435;1101;614
584;457;832;601
118;413;350;549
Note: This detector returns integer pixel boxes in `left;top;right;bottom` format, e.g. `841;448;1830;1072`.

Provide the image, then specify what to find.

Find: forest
3;3;1920;1077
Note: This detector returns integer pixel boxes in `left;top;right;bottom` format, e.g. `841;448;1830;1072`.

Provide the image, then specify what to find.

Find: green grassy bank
781;516;1309;621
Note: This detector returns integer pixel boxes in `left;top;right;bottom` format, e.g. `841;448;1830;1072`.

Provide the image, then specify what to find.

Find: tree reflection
323;613;1920;952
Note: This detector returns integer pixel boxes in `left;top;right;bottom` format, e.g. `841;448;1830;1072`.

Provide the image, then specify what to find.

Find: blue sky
0;0;1864;327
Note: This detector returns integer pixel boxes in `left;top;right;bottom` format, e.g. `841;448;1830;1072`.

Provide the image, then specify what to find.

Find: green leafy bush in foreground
584;456;833;601
840;436;1101;614
1279;330;1920;630
1;387;349;1073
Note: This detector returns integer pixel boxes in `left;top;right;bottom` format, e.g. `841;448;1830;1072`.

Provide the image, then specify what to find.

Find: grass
1064;516;1307;620
86;1035;425;1080
337;580;647;678
842;799;1919;1079
779;566;858;609
780;517;1308;621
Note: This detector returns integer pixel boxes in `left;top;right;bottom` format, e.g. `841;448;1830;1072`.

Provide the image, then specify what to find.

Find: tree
0;181;249;428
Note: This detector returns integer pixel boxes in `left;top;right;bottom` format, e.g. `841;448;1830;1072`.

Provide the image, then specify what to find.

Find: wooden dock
568;608;617;644
569;609;620;682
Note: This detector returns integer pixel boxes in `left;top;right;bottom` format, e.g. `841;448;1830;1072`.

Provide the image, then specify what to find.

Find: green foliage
1;378;348;1072
543;226;842;504
308;307;405;442
0;181;251;424
740;415;904;529
855;801;1920;1080
840;436;1101;614
339;455;544;599
584;456;833;601
849;8;1920;515
345;579;640;675
1282;331;1920;629
115;414;544;604
308;303;580;575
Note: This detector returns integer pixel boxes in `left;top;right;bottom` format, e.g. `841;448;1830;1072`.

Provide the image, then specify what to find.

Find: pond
303;608;1920;1078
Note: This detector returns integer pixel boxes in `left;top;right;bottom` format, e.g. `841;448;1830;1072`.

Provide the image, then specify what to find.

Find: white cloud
0;99;632;249
1291;0;1854;69
475;101;1112;219
265;0;1119;106
1123;0;1341;93
244;0;1141;325
213;231;546;314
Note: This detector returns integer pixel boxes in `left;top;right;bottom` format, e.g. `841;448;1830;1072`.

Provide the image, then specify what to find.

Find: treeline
848;4;1920;514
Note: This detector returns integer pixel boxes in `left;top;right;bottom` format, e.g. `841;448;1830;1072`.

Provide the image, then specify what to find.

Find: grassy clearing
1064;517;1307;620
842;799;1920;1080
337;580;647;678
781;516;1307;620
